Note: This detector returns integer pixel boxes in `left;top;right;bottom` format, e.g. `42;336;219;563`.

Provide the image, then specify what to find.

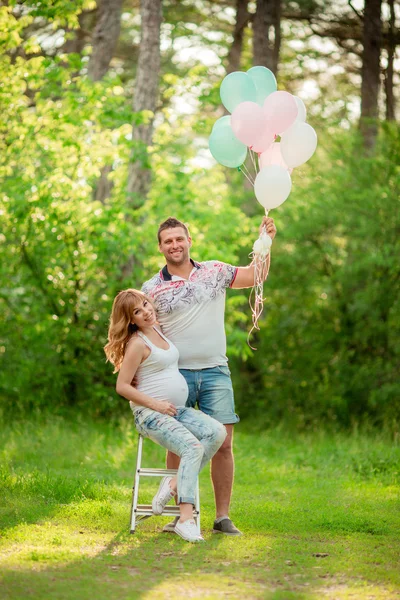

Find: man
142;215;276;535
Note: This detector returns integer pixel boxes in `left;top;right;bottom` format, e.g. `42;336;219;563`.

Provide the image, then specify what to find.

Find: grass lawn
0;416;399;599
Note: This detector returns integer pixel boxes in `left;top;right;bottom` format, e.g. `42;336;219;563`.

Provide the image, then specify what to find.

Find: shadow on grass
1;487;399;599
0;518;316;600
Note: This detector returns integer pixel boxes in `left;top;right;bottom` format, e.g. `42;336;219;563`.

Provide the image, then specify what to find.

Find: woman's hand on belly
154;401;177;417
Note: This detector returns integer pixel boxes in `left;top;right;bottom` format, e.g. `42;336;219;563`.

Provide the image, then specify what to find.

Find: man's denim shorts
179;365;240;425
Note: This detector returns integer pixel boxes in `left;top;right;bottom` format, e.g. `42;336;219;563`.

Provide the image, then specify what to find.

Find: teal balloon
247;66;277;106
209;120;247;168
220;71;257;113
212;115;231;134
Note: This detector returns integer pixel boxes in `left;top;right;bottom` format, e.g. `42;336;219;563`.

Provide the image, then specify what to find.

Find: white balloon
254;165;292;210
280;122;317;168
294;96;307;122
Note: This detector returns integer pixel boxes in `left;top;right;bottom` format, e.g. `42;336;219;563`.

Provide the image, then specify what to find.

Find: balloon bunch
208;66;318;346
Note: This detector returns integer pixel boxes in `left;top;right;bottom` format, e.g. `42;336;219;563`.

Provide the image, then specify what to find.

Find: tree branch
20;242;60;317
348;0;364;21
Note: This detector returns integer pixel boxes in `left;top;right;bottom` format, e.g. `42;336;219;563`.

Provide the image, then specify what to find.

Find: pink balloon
231;101;266;147
263;91;298;135
259;142;291;172
251;126;275;153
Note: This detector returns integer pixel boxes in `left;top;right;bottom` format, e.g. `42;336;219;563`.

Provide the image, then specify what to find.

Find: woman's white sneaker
174;519;204;542
151;476;176;515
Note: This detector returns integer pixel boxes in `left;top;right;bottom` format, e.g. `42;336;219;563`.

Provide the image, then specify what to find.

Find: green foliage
12;0;90;26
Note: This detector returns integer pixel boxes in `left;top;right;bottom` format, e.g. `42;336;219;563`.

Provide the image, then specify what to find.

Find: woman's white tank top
130;327;189;413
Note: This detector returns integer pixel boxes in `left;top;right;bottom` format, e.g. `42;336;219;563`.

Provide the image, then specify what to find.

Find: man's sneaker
162;516;179;532
174;519;204;543
151;477;176;515
213;517;242;536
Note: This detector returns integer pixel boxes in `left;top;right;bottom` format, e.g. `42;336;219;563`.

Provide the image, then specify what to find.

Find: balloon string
247;249;271;350
241;162;253;181
249;149;258;177
240;163;255;186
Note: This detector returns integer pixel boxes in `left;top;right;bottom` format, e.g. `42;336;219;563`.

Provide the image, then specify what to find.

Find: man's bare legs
166;450;180;470
211;424;233;518
166;451;181;509
166;424;234;519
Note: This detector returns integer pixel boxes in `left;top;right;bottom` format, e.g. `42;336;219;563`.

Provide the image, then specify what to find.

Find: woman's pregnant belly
136;367;188;407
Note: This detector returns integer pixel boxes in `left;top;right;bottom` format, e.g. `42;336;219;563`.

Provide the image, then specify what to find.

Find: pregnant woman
104;289;226;543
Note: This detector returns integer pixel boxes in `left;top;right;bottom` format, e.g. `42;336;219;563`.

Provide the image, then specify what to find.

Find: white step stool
130;434;201;533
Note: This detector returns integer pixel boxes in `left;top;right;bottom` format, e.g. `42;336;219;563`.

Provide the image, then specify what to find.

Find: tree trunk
384;0;396;121
88;0;123;203
126;0;162;209
359;0;382;152
226;0;250;74
253;0;281;74
94;165;114;204
87;0;124;82
273;0;281;74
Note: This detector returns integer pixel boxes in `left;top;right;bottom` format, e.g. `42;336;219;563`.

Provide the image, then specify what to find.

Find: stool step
135;504;179;516
137;468;178;476
135;504;199;516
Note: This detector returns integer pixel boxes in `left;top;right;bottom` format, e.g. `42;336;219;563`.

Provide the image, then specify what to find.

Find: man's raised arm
231;216;277;289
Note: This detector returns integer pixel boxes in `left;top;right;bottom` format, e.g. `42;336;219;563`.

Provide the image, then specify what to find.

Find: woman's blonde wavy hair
104;289;155;373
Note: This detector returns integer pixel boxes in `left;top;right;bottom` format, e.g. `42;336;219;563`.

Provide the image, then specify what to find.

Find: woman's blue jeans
133;406;227;505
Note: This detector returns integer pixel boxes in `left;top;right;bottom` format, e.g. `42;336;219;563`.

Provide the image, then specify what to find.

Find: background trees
0;0;399;428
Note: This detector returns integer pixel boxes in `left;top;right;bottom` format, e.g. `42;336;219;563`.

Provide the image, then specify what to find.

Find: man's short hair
157;217;190;243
